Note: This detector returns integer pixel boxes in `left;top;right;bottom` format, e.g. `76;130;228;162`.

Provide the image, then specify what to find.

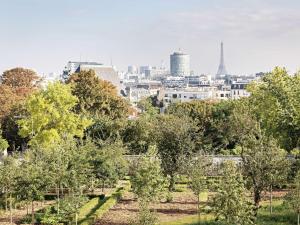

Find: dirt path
0;201;54;225
95;190;200;225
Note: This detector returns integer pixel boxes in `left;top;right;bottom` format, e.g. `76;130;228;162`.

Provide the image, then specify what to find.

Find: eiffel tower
216;42;228;78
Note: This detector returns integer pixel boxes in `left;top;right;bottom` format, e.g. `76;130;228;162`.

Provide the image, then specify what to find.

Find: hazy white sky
1;0;300;76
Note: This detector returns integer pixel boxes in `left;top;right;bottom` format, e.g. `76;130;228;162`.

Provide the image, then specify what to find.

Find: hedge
78;181;130;225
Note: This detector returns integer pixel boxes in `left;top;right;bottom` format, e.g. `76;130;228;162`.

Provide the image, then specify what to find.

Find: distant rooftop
68;61;103;66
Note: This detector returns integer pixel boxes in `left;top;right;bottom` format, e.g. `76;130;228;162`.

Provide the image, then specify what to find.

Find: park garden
0;67;300;225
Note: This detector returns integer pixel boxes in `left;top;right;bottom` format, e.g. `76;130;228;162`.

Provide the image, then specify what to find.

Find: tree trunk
198;194;200;225
75;212;78;225
56;184;60;214
269;185;273;215
254;189;261;216
31;201;35;225
5;191;8;212
102;179;105;193
9;193;13;225
169;175;175;192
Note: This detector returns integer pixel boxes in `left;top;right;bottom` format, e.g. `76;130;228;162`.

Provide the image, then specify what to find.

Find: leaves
18;82;93;147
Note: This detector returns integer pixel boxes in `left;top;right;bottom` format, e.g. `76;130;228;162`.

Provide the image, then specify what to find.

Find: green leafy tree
230;102;289;215
186;155;211;224
131;146;166;201
131;146;167;225
67;70;129;119
285;171;300;225
122;116;155;154
167;100;235;154
91;141;128;191
18;82;92;147
247;67;300;150
155;115;195;191
137;97;159;116
212;161;254;225
16;148;52;224
0;155;18;224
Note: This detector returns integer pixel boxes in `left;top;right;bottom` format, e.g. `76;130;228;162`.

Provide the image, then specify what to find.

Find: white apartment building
158;86;217;106
230;82;250;99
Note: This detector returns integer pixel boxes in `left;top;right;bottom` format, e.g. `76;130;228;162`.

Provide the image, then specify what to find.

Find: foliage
212;161;254;225
131;200;159;225
247;67;300;150
131;146;166;201
87;115;126;143
122;116;155;154
285;171;300;225
78;185;130;225
0;67;40;120
154;114;195;191
229;102;289;213
1;105;29;151
0;128;9;151
186;154;212;224
167;100;235;154
0;154;19;216
67;70;129;119
90;140;128;188
18;82;92;147
137;97;159;116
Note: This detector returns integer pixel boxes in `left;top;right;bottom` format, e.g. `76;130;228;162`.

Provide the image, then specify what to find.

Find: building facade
170;51;190;76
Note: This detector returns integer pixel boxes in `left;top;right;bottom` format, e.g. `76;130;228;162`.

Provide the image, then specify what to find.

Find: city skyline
1;0;300;76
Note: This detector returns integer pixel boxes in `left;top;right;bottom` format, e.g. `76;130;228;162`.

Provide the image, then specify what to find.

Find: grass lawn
161;199;298;225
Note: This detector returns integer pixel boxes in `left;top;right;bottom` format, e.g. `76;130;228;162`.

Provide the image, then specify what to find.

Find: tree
18;82;92;147
0;68;40;151
137;97;159;116
67;70;129;119
212;161;254;225
285;171;300;225
90;140;128;191
122;116;155;154
247;67;300;151
155;115;195;191
16;148;52;225
167;100;235;154
0;155;19;224
186;155;211;225
230;101;289;215
0;67;40;120
240;127;288;214
131;146;166;225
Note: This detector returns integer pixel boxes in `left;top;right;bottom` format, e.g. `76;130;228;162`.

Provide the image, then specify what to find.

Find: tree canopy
18;82;92;147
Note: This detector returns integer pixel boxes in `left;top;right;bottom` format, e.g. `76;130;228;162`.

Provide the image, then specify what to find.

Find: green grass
161;198;298;225
78;181;130;225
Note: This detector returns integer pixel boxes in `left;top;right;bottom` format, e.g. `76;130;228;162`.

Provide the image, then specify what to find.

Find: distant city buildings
63;61;123;93
59;43;262;110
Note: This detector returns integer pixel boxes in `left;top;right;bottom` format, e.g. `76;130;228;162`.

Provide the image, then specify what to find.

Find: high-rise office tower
170;51;190;76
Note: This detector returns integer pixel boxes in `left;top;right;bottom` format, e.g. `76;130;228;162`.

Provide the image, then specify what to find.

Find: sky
1;0;300;76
